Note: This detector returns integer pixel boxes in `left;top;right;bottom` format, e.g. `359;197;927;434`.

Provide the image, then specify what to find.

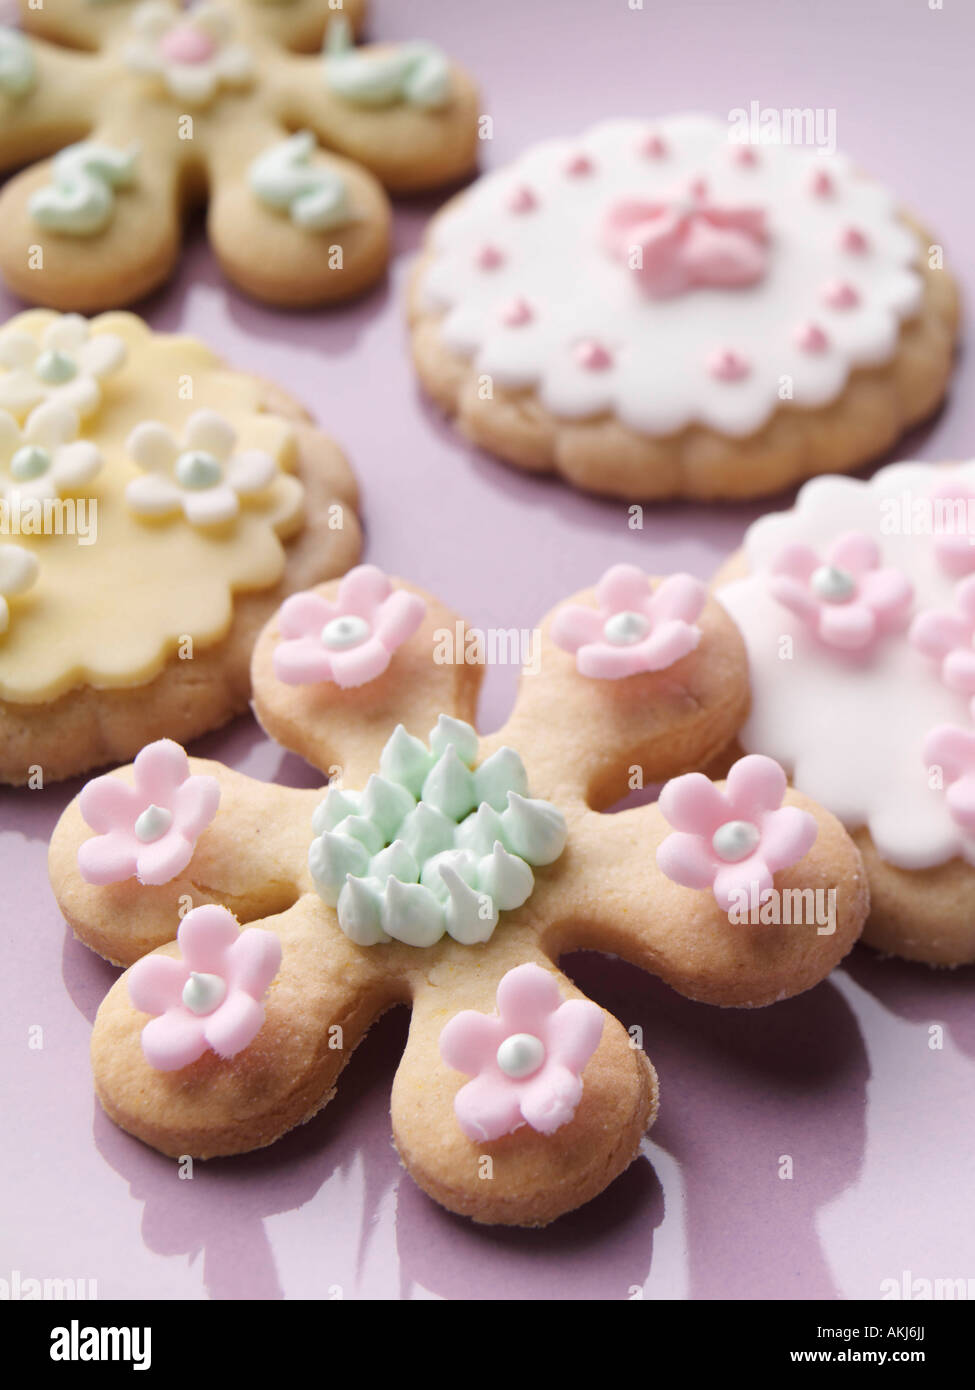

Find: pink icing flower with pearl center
439;963;604;1141
273;564;427;688
550;564;706;680
910;576;975;713
656;755;817;913
78;739;220;887
601;178;769;298
128;905;282;1071
769;531;913;651
923;725;975;833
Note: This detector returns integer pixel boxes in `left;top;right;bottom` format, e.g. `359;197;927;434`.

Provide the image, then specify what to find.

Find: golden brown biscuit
49;563;868;1225
408;115;959;501
0;0;479;309
0;309;360;782
716;459;975;966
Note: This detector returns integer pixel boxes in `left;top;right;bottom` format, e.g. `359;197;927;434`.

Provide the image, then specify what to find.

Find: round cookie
409;115;959;501
716;459;975;965
49;563;869;1225
0;1;480;309
0;309;361;783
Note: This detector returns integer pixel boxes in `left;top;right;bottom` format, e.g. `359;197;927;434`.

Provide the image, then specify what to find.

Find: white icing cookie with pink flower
410;115;958;501
717;459;975;965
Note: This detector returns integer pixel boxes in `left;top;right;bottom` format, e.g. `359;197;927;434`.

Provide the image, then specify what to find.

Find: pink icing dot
507;185;537;213
641;133;667;158
500;296;533;327
795;321;829;353
708;349;750;382
575;340;613;371
565;153;594;177
822;279;860;309
840;225;869;253
159;23;217;65
731;145;759;167
809;169;834;197
476;243;504;270
688;177;709;201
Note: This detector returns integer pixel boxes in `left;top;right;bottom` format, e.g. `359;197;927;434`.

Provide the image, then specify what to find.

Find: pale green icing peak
323;16;450;111
309;716;567;947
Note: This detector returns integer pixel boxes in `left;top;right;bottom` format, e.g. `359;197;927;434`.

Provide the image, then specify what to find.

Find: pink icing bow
769;531;913;651
550;563;706;679
128;905;282;1071
78;739;220;886
601;179;769;298
439;963;604;1141
656;754;817;913
923;725;975;833
929;476;975;577
273;564;427;688
910;576;975;714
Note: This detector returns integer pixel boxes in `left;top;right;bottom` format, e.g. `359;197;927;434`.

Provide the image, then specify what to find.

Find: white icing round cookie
718;461;975;871
417;115;923;438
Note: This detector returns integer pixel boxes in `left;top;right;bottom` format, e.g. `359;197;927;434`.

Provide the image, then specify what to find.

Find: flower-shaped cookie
440;963;604;1140
125;409;276;526
551;563;706;678
657;755;818;912
128;905;281;1069
0;313;125;418
769;531;912;651
910;576;975;710
51;568;867;1225
274;564;427;687
124;1;253;106
0;1;478;308
0;544;38;634
0;402;101;503
78;738;220;886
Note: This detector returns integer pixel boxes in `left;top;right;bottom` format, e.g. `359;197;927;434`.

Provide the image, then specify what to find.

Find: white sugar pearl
321;615;370;650
810;564;855;603
712;819;761;863
134;803;173;843
603;610;649;646
496;1032;546;1080
181;972;227;1017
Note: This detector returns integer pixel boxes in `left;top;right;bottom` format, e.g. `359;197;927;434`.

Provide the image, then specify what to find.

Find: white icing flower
125;409;277;526
0;314;127;420
0;403;103;504
0;544;39;636
125;1;254;106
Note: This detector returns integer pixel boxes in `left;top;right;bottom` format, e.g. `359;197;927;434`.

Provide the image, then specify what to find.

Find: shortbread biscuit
49;563;868;1226
717;459;975;966
408;115;959;500
0;1;479;309
0;309;360;783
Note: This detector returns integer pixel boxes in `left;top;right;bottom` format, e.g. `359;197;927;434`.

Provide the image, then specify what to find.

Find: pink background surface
2;0;974;1300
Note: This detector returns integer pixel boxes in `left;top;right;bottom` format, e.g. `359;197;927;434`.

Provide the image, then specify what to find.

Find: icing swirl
323;16;450;110
249;131;352;231
29;143;139;238
0;27;36;100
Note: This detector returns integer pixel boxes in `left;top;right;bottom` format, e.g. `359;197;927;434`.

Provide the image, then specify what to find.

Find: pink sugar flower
656;754;817;913
550;563;706;679
601;179;769;298
78;739;220;887
272;564;426;688
923;725;975;833
769;530;912;651
128;905;282;1071
910;575;975;708
439;963;604;1141
929;476;975;577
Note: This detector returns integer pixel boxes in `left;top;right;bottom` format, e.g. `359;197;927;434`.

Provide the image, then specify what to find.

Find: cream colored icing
0;311;304;703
